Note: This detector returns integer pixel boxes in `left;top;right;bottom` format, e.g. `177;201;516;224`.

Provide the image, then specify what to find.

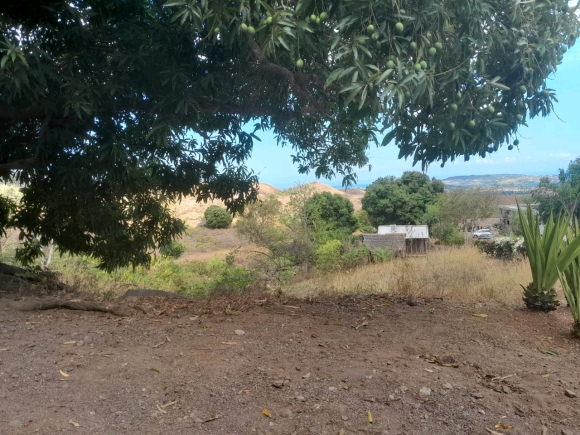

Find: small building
363;224;430;256
499;204;539;232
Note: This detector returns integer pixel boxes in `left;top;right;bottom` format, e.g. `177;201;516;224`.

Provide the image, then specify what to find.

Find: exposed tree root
0;298;135;317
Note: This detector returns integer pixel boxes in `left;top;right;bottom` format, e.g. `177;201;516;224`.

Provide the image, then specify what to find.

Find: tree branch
247;40;326;115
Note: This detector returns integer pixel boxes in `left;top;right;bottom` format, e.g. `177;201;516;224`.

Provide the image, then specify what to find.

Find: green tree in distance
533;157;580;224
1;0;578;269
305;192;358;240
436;187;499;234
362;171;444;226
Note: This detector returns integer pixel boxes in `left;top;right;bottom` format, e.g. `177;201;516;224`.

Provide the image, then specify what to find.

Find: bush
213;266;259;294
371;247;393;263
204;205;232;229
315;239;343;273
159;240;186;259
341;245;370;269
442;228;465;246
475;237;525;260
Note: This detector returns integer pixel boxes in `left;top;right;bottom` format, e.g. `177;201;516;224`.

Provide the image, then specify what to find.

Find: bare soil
1;290;580;435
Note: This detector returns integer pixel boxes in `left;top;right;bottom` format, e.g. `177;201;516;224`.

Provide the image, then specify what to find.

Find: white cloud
504;157;517;163
475;158;495;165
549;152;572;159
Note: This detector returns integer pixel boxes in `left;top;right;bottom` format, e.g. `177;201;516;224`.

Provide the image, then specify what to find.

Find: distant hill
442;174;558;194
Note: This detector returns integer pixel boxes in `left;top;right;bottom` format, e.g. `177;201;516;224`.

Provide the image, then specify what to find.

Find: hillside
442;174;558;193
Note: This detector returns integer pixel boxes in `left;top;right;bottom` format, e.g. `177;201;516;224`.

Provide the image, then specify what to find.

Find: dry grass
286;246;532;304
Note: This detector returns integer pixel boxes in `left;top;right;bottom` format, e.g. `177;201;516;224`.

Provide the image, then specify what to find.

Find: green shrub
315;239;343;273
204;205;232;229
341;245;370;269
371;247;393;263
159;240;186;258
355;210;375;233
475;237;524;260
213;266;258;294
441;226;464;246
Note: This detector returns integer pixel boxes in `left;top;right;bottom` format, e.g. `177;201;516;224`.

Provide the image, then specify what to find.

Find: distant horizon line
263;172;558;190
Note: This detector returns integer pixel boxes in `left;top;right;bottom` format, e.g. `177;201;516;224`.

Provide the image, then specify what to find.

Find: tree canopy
305;192;357;238
533;157;580;222
362;171;444;225
1;0;578;269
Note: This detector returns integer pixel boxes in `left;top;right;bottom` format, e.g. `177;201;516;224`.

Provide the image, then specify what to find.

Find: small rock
442;383;453;390
419;387;431;397
296;395;305;402
502;385;512;394
341;415;348;421
388;394;395;400
471;392;484;400
234;330;245;335
328;386;337;392
272;379;284;388
400;386;408;393
8;420;22;427
561;430;574;435
478;409;485;415
514;405;526;416
564;389;577;398
280;409;293;418
76;340;84;347
439;390;447;396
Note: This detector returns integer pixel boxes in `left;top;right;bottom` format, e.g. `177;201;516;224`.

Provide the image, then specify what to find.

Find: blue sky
246;44;580;188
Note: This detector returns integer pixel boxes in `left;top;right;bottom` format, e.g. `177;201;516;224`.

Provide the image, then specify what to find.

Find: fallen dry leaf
0;348;10;351
150;367;160;373
367;410;373;423
63;341;76;345
262;409;271;418
541;374;550;378
69;299;81;302
161;400;178;408
59;370;70;378
69;420;80;427
495;423;514;429
472;313;488;318
156;404;167;414
302;372;311;379
221;342;237;345
355;321;369;330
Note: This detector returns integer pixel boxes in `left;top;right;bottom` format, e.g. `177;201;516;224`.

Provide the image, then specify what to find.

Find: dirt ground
1;291;580;435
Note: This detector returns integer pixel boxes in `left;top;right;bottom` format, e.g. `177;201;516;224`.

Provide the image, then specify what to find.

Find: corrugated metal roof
377;225;429;239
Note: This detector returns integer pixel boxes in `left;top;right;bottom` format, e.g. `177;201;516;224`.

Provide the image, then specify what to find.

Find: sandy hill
257;183;281;196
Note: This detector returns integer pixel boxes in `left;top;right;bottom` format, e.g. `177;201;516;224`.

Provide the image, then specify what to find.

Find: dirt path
1;295;579;435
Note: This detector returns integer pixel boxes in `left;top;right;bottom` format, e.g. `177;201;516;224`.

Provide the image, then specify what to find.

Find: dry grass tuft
286;246;531;304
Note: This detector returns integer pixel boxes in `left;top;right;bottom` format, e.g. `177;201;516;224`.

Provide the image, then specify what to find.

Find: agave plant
558;220;580;337
517;205;580;312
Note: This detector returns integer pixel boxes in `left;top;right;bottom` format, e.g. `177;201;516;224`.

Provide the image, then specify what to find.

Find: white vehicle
472;228;493;240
